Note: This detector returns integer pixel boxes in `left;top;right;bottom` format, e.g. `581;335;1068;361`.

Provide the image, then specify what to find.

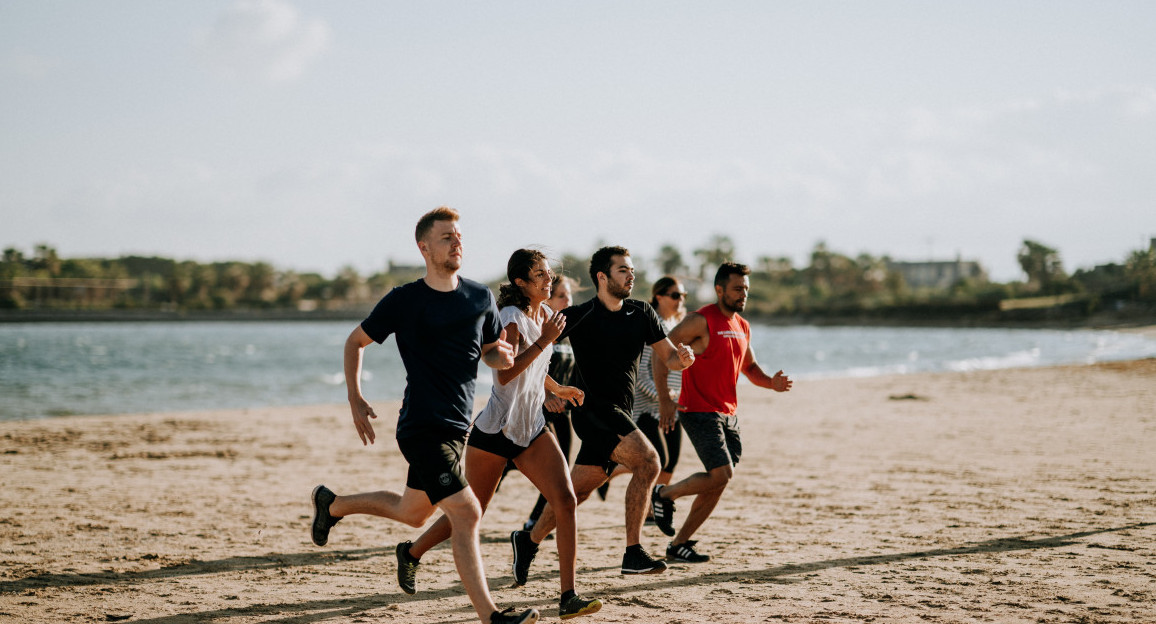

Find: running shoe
310;485;341;546
491;607;540;624
559;594;603;620
650;484;676;537
666;540;711;563
510;530;539;586
621;545;667;575
395;541;420;594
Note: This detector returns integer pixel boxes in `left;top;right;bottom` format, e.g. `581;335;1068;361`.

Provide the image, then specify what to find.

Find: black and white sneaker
650;485;676;537
667;540;711;563
621;545;667;575
511;530;539;586
310;485;341;546
491;607;540;624
395;541;420;594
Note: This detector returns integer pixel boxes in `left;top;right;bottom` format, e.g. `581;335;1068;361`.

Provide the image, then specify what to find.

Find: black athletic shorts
467;426;547;460
572;404;638;473
396;428;468;505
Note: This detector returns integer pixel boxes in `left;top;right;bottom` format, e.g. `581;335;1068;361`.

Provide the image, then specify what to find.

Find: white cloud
195;0;330;83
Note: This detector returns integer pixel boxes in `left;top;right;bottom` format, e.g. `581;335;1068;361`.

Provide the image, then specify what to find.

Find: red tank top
679;304;750;416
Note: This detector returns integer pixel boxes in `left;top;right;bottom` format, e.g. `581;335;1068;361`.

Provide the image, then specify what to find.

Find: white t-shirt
472;302;553;447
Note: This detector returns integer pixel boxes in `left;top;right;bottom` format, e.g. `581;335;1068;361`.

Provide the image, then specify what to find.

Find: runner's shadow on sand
7;523;1151;624
0;546;393;593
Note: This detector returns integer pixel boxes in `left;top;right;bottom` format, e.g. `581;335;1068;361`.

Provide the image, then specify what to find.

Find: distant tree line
2;238;1154;322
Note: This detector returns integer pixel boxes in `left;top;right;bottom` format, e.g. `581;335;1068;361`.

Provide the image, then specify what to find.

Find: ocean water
1;321;1154;421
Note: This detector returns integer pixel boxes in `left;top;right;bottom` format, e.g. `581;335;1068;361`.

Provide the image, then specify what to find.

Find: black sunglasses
663;290;685;301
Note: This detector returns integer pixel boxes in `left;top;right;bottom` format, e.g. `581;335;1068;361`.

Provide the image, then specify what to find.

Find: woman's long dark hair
497;248;548;312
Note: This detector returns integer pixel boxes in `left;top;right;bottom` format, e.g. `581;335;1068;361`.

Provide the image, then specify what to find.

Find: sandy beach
2;359;1154;623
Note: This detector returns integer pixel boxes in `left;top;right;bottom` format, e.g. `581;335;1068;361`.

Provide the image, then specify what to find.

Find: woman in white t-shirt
400;249;602;621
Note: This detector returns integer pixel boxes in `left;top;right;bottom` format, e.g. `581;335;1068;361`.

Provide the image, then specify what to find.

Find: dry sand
2;360;1154;623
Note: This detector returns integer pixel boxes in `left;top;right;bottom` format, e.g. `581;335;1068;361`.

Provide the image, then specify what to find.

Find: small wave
945;348;1041;372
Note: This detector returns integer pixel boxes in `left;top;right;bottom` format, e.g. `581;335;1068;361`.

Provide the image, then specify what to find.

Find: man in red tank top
651;262;792;563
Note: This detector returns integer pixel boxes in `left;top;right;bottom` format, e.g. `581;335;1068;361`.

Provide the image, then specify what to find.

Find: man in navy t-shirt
308;207;538;624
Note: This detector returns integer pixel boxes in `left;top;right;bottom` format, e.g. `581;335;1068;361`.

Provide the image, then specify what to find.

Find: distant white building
887;257;987;289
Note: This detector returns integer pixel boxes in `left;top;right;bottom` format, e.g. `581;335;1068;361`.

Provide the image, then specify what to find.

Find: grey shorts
680;411;742;471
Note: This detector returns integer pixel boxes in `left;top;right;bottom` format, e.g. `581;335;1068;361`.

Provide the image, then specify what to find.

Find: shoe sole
310;485;329;546
621;564;667;575
396;543;417;595
560;599;603;620
667;556;711;563
510;531;530;586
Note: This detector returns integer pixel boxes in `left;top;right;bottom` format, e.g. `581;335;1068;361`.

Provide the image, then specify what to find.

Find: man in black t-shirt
510;246;695;580
309;207;538;624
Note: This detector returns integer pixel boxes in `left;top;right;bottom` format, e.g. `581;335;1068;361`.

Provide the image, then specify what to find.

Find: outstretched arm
344;325;379;445
741;344;792;392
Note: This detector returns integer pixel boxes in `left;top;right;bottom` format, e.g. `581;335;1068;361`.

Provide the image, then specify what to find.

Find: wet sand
2;359;1154;623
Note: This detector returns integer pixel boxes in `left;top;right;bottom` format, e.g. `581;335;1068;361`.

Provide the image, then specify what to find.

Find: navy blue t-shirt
558;297;667;417
360;277;502;439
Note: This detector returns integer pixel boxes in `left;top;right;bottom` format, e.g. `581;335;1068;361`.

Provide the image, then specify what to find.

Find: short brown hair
415;206;460;242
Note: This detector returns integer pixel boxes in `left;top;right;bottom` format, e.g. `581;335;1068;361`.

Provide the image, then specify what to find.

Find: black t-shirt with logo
558;297;666;418
361;277;501;439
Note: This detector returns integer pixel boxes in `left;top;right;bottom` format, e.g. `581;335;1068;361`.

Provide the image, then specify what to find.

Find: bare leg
530;464;608;543
329;487;438;528
659;464;734;544
514;431;577;593
437;487;503;623
409;447;507;559
609;430;660;547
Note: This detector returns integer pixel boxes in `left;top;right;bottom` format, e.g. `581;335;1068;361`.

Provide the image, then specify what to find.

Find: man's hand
484;328;516;370
770;370;793;392
349;397;378;445
544;393;566;413
658;394;686;433
675;342;695;369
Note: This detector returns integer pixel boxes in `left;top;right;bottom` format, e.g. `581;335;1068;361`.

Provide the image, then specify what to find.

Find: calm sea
1;321;1154;421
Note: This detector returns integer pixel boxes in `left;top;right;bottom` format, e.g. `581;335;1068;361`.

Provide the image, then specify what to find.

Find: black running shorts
396;429;468;505
467;426;547;460
572;404;638;473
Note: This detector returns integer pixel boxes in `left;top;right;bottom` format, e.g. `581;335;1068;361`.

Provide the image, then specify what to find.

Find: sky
2;1;1154;283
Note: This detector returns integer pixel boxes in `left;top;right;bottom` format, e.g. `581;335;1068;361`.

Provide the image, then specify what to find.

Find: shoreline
2;306;1154;331
2;359;1154;622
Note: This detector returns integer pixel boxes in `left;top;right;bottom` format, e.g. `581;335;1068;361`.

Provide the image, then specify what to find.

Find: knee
705;465;733;491
402;507;437;528
550;489;578;518
635;454;660;481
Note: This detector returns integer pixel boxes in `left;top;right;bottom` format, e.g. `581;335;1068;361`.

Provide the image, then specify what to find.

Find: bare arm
344;325;379;445
741;344;792;392
544;374;584;407
655;313;708;432
481;328;515;370
495;310;565;385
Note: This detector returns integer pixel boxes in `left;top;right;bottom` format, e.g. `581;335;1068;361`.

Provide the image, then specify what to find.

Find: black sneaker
650;484;676;537
395;541;419;594
559;594;602;620
621;545;667;575
510;530;539;586
667;540;711;563
490;607;540;624
310;485;341;546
